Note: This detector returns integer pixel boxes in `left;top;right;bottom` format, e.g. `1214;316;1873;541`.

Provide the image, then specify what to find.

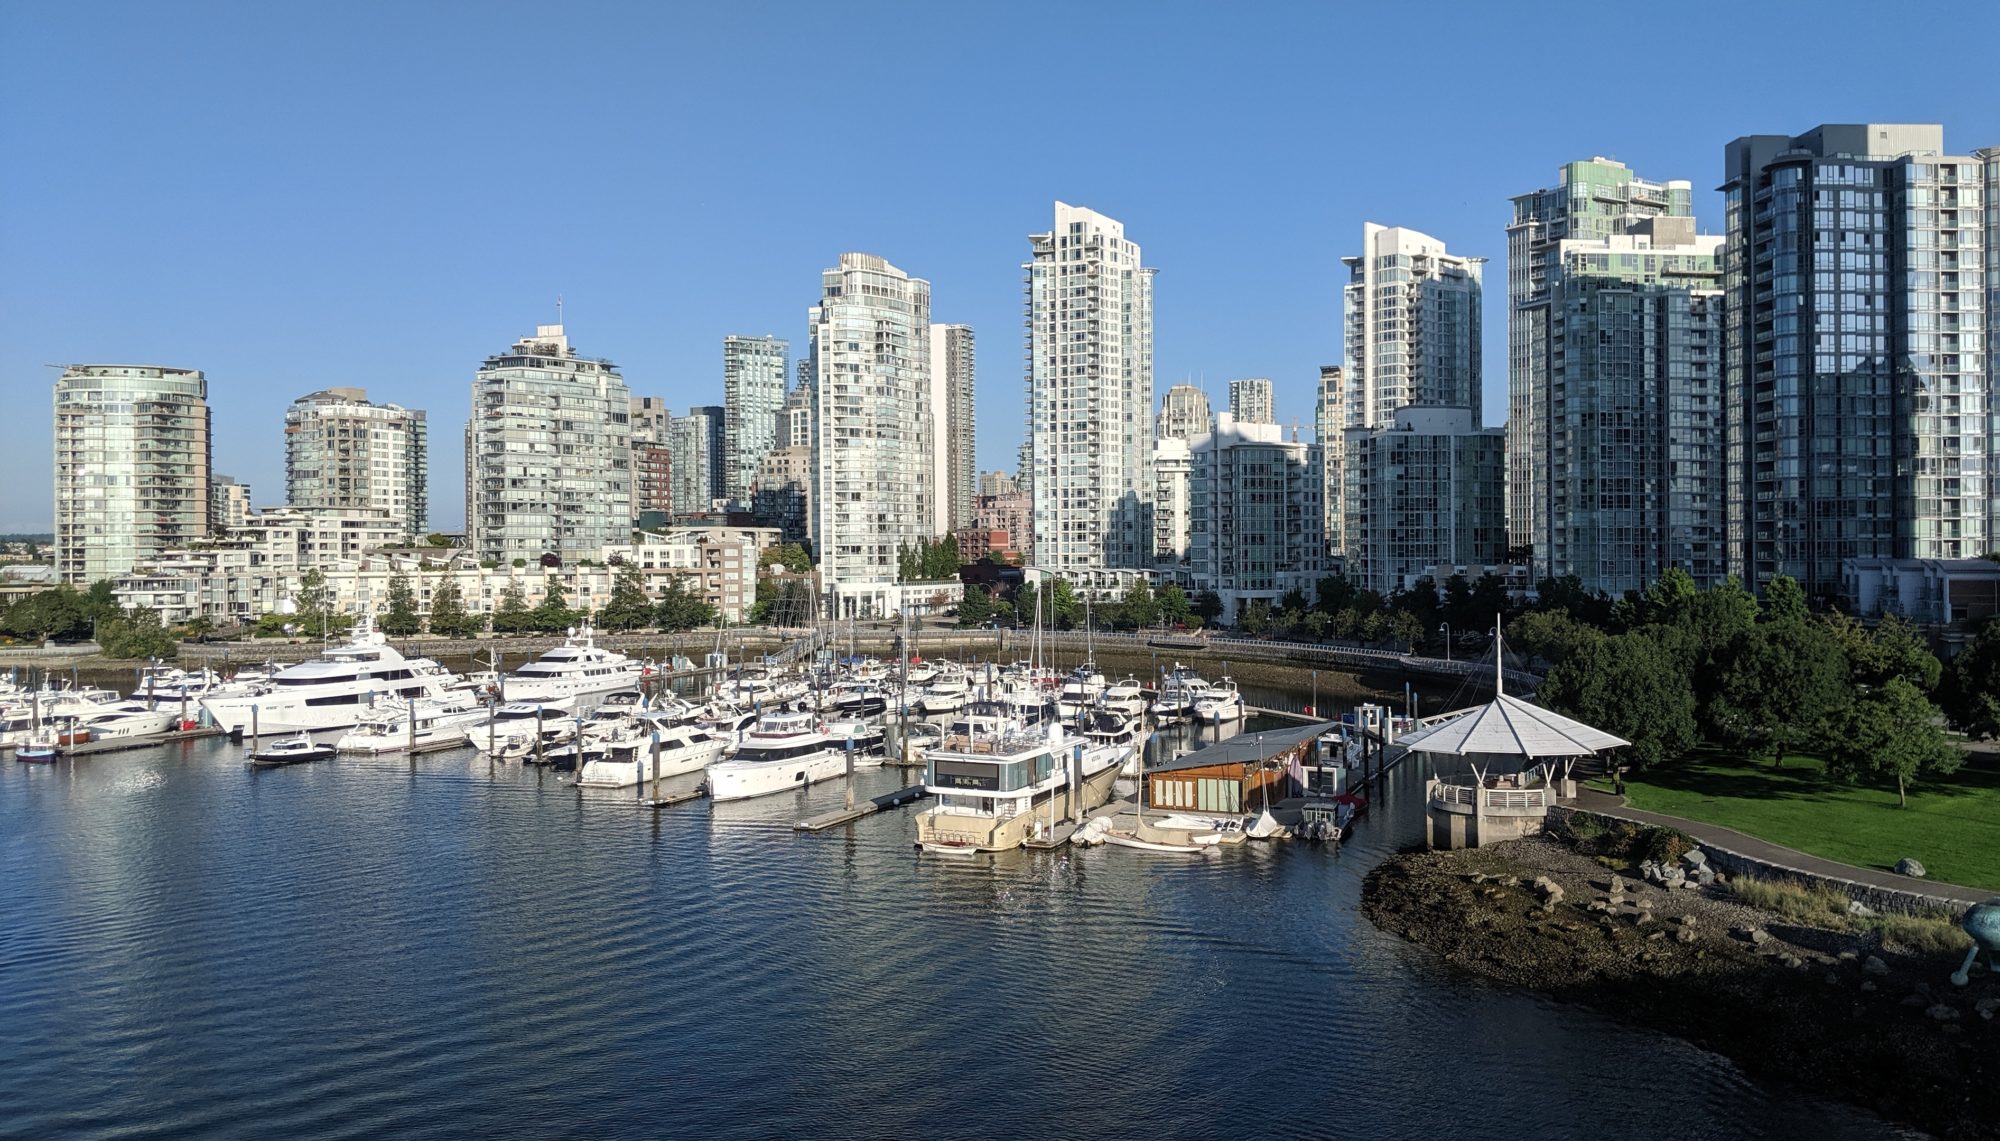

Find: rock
1926;1003;1961;1023
1587;898;1611;913
1894;858;1926;878
1782;954;1805;969
1900;994;1929;1008
1636;897;1654;911
1976;998;1998;1021
1846;899;1877;918
1661;866;1687;889
1863;955;1890;977
1532;877;1564;910
1676;927;1697;945
1608;875;1626;896
1748;928;1772;948
1861;980;1878;993
1681;849;1708;868
1676;914;1697;928
1647;930;1666;941
1838;950;1859;964
1695;866;1716;886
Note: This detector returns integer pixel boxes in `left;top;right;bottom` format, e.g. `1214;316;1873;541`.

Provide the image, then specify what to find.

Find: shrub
1729;876;1850;925
1867;912;1973;956
1639;826;1698;866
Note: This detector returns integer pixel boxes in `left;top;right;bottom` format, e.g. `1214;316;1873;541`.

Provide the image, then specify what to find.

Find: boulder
1608;875;1626;896
1926;1003;1961;1023
1894;858;1926;878
1532;877;1565;912
1863;955;1890;977
1661;865;1687;889
1694;866;1717;886
1860;980;1879;993
1976;998;1998;1021
1681;849;1708;869
1676;927;1697;945
1748;928;1772;948
1846;899;1877;918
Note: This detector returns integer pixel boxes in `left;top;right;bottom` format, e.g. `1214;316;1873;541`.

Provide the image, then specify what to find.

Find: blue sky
5;0;1997;532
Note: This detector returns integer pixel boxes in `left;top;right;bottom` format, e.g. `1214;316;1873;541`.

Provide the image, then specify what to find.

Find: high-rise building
1152;436;1192;575
282;387;428;537
978;470;1019;498
1343;407;1506;596
722;335;788;504
751;444;811;544
1228;378;1275;425
1341;223;1484;430
1509;159;1726;594
54;364;211;583
1508;157;1697;567
809;253;934;617
928;323;976;534
1157;383;1212;441
1722;124;1994;597
778;376;813;451
1026;201;1156;583
1314;365;1343;558
466;324;631;565
1188;414;1324;617
211;474;252;532
630;396;674;520
670;406;725;516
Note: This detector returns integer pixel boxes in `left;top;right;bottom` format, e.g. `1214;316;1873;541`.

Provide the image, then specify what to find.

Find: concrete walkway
1567;787;1993;908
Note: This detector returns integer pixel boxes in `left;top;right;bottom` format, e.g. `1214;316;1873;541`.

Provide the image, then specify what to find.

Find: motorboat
335;698;484;754
132;665;221;709
705;710;846;802
1148;673;1211;722
76;702;177;740
248;733;336;766
1081;707;1148;776
1099;676;1147;718
916;674;971;715
14;730;60;763
1192;677;1245;724
823;715;886;755
475;701;575;760
499;623;644;703
829;682;890;717
903;661;940;688
201;616;462;734
578;721;729;788
1056;663;1107;721
913;713;1123;856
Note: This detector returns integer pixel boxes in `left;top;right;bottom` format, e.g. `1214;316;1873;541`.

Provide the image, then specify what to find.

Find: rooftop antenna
555;294;564;328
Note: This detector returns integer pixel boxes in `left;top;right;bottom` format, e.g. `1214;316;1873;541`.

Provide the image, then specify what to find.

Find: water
0;721;1916;1139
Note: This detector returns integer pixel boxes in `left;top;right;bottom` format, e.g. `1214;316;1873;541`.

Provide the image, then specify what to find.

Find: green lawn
1587;749;2000;892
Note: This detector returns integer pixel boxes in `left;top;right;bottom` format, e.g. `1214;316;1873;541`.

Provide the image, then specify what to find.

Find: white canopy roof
1395;693;1629;759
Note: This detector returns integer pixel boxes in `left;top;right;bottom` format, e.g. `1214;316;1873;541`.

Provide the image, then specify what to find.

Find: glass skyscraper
722;335;788;504
283;387;428;538
1722;124;1992;598
53;364;211;584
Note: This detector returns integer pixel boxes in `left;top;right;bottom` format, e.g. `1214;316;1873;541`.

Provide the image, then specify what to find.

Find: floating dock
641;787;705;809
794;784;928;832
58;726;225;758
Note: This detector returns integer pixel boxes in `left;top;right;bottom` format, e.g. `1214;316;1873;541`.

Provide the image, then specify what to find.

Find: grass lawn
1586;748;2000;892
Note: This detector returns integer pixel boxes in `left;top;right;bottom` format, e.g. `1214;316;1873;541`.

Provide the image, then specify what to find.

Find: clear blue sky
5;1;1997;532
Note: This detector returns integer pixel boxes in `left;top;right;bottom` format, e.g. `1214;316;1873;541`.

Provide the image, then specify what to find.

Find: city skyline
7;5;1995;532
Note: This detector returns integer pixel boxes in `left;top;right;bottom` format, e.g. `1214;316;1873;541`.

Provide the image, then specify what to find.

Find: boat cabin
1144;723;1327;814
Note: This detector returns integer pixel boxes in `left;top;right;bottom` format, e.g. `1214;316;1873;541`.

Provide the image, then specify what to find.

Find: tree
1541;633;1698;769
1940;616;2000;739
599;565;655;631
1506;608;1606;668
1823;677;1962;807
1192;590;1224;625
1763;573;1809;623
491;579;534;634
4;586;90;642
1240;600;1271;635
1534;573;1614;628
1639;567;1699;627
95;606;177;660
423;533;455;547
380;571;422;636
1012;581;1039;627
427;576;478;637
1386;609;1423;650
1047;577;1081;630
1119;578;1158;630
760;543;813;574
1157;583;1193;627
1315;573;1358;616
532;575;575;632
1710;620;1849;766
1824;611;1942;692
957;583;995;628
655;576;716;632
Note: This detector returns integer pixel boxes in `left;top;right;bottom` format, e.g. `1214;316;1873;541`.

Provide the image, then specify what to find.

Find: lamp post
1439;622;1451;663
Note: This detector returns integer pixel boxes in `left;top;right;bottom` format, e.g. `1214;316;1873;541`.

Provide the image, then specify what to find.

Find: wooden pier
793;783;928;832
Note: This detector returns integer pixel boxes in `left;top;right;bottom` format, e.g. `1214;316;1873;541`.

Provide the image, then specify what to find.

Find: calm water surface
0;714;1915;1139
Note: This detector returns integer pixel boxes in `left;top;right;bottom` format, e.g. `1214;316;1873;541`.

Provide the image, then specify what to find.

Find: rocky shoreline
1362;837;1998;1140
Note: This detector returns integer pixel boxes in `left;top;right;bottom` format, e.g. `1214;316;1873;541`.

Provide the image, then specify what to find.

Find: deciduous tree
1824;677;1961;807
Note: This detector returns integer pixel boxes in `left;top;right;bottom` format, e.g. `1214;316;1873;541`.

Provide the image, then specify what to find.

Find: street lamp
1439;622;1451;663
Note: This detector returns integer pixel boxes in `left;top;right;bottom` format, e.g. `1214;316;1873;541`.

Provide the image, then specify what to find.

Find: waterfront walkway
1567;787;1992;908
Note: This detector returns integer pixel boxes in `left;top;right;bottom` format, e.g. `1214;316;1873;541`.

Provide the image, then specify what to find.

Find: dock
793;783;928;832
641;787;705;809
59;726;225;757
1023;801;1125;849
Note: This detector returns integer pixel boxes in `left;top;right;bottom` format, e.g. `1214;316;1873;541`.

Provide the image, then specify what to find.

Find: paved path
1567;787;1992;908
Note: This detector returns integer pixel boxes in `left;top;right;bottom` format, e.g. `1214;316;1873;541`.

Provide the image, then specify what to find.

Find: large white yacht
913;709;1125;855
76;702;178;740
334;698;486;754
705;710;846;802
577;719;729;788
500;623;644;703
199;618;462;734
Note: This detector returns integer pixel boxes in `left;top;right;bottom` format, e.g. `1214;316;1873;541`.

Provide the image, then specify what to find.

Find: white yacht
335;698;485;754
1192;677;1245;724
705;710;846;802
577;720;729;788
200;619;461;734
1100;676;1147;718
1081;707;1149;776
132;666;221;709
913;713;1124;855
1056;663;1108;722
77;702;178;740
476;700;575;760
500;624;643;703
1149;668;1211;722
916;673;971;715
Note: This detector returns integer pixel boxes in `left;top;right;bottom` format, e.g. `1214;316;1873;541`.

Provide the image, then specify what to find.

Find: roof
1148;719;1338;775
1394;693;1628;759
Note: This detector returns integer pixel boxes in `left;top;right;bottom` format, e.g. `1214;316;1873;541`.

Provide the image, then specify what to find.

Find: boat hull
706;748;848;802
577;741;726;788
